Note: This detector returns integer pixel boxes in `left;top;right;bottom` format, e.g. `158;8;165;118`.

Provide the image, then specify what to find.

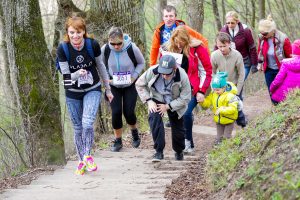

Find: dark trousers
110;84;137;129
264;68;279;105
148;111;185;153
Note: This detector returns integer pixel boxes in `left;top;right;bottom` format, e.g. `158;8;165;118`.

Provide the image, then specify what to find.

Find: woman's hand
78;69;87;77
106;92;114;103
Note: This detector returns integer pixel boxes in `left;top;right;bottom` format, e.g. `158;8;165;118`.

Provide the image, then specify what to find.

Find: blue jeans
66;91;101;161
264;68;279;104
183;96;198;148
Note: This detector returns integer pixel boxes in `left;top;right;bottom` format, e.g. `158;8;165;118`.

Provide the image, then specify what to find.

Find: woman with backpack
167;26;212;154
101;27;145;152
257;15;292;104
56;16;113;175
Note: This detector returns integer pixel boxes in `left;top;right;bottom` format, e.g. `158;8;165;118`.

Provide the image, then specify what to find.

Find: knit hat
211;72;228;89
158;55;176;74
258;15;276;33
292;39;300;56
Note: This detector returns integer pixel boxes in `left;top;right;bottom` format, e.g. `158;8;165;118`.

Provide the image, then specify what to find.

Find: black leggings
110;84;137;129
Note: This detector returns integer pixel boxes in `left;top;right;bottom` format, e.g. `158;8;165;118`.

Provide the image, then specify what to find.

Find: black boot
131;129;141;148
111;138;123;152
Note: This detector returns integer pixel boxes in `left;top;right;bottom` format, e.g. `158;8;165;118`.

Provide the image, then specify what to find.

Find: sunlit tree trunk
0;0;65;166
259;0;265;19
184;0;204;33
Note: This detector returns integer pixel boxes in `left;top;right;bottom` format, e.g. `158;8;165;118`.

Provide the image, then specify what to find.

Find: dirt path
0;89;272;200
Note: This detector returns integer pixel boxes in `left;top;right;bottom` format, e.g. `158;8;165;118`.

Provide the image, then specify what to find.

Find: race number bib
113;71;131;85
78;71;94;87
230;41;236;49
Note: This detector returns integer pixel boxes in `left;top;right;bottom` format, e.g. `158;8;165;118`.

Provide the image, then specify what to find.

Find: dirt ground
0;89;272;199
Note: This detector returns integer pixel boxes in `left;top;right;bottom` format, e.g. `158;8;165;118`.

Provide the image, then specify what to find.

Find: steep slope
207;89;300;200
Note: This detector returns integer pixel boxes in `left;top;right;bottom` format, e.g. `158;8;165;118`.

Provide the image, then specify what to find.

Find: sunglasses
110;42;123;46
162;71;174;76
260;32;269;36
226;22;236;25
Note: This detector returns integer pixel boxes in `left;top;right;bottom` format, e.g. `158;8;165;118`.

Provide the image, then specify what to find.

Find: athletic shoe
175;152;184;161
111;138;123;152
183;139;194;154
75;161;86;175
84;155;97;172
152;152;164;162
131;129;141;148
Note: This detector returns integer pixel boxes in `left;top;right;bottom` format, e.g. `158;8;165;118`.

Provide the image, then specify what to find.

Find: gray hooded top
101;34;145;88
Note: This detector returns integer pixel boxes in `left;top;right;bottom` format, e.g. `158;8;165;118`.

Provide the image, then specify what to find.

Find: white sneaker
183;139;194;154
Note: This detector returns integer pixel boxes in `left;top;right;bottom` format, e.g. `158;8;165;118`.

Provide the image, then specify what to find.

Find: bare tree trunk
1;0;65;166
259;0;266;19
212;0;222;30
221;0;226;25
157;0;167;23
251;0;256;28
183;0;204;33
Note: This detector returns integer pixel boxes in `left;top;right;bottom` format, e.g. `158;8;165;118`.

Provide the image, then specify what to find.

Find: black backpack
103;43;138;71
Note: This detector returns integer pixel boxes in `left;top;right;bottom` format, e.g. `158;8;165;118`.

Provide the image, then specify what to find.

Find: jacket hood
282;56;300;72
109;34;132;52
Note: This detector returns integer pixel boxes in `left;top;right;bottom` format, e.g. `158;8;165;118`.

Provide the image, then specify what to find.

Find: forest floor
0;88;272;200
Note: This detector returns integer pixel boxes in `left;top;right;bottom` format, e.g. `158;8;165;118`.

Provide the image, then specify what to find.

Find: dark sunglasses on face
110;42;123;46
261;32;269;36
226;22;235;25
162;71;174;76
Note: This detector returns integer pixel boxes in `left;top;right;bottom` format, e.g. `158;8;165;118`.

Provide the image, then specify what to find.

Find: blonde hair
63;15;93;42
108;27;123;43
168;26;190;57
225;11;239;22
258;14;276;33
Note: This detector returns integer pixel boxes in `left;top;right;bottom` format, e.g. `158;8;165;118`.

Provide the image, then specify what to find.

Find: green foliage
206;89;300;199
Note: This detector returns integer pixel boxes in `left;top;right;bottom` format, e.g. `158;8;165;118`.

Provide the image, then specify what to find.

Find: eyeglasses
226;22;236;25
110;42;123;46
260;32;269;36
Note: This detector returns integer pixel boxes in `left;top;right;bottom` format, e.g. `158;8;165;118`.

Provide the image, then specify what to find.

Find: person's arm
283;38;292;58
245;28;258;67
210;52;218;74
131;43;145;81
195;46;213;94
199;92;213;108
185;25;209;52
57;44;82;82
149;29;161;66
236;53;245;94
270;63;287;93
168;69;191;111
135;69;152;103
94;41;111;92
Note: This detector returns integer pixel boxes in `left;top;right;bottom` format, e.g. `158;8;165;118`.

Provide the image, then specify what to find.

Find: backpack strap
127;44;138;67
62;42;70;62
104;44;111;70
103;43;137;69
85;38;95;60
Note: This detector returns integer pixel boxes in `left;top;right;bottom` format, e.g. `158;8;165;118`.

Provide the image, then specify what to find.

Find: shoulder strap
62;42;70;62
127;44;138;67
104;44;111;69
85;38;95;60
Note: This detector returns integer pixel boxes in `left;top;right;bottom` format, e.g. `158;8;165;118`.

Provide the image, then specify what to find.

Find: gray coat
135;66;191;118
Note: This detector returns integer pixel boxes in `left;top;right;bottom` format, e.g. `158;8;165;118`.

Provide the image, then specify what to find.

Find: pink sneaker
75;161;86;175
84;155;97;172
